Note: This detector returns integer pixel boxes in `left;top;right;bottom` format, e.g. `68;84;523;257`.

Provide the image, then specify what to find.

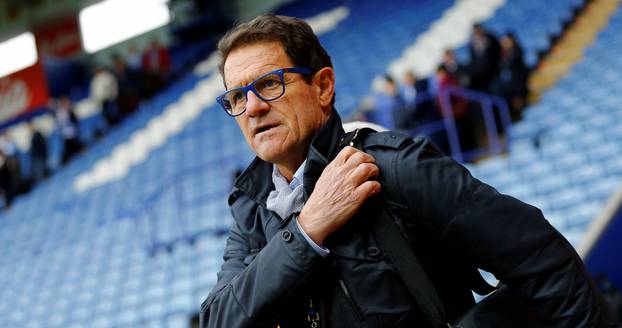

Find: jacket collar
232;111;345;206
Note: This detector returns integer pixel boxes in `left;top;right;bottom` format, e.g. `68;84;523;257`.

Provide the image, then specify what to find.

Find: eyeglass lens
222;72;284;115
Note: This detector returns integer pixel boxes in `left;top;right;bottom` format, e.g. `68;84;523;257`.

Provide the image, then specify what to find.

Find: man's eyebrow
226;79;247;91
227;76;256;91
226;66;281;90
227;73;261;90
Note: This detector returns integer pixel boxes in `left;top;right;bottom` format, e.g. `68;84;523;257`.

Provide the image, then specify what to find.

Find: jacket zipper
338;278;365;322
333;257;365;323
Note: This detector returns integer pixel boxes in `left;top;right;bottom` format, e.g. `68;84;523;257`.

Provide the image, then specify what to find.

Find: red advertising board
0;61;49;123
35;16;82;58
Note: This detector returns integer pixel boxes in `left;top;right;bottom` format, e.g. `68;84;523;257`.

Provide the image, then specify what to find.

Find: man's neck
276;158;304;182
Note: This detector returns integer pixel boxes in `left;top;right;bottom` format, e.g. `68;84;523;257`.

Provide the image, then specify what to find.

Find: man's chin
254;143;286;164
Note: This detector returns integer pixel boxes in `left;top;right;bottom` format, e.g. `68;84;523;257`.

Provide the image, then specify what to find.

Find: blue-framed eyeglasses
217;67;312;117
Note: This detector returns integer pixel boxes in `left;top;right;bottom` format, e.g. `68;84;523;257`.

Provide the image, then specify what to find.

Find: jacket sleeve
199;213;323;327
393;139;611;327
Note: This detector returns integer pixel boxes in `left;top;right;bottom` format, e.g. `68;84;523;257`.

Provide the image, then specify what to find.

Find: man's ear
314;67;335;111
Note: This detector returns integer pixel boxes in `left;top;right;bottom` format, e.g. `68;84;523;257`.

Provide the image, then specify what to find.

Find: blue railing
409;86;512;162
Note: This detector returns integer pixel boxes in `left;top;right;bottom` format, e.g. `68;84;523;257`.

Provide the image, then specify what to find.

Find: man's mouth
254;123;279;135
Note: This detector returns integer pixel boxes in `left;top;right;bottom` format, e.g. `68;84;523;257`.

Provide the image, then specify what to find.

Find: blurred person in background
411;71;439;126
126;44;147;97
28;121;48;183
402;72;435;120
402;72;445;152
0;150;13;209
0;133;22;208
112;54;141;117
126;44;143;72
90;65;120;127
400;71;418;110
441;49;469;87
200;14;612;327
368;75;405;130
0;131;17;159
54;96;83;164
141;39;171;97
435;65;475;152
491;32;528;120
467;24;501;92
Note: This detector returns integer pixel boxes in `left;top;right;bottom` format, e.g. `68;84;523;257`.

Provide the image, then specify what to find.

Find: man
90;66;119;126
492;32;528;119
29;121;48;182
440;49;469;87
141;39;171;96
54;96;82;164
467;24;501;92
200;14;611;327
369;75;408;131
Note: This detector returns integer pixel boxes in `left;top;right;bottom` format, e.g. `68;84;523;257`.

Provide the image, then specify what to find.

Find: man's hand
298;146;381;244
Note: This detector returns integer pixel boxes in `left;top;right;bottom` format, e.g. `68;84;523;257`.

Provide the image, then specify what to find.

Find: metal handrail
409;86;512;162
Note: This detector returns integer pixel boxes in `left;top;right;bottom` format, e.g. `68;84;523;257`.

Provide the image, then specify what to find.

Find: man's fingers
336;146;375;166
335;146;358;163
352;180;381;202
349;162;379;186
344;151;376;170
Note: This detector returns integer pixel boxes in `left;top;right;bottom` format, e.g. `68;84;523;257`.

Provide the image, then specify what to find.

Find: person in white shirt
90;66;119;126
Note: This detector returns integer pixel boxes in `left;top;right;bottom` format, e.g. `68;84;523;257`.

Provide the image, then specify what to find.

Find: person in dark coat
54;96;83;164
200;14;612;327
0;150;19;208
28;121;48;182
368;75;408;131
467;24;502;92
492;32;529;119
442;49;470;87
436;65;474;152
112;54;141;117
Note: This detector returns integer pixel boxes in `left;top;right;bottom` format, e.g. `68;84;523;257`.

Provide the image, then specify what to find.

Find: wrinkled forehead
223;41;293;90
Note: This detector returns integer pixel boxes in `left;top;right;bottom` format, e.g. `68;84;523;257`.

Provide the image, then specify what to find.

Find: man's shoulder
359;130;414;150
355;129;435;157
353;130;446;190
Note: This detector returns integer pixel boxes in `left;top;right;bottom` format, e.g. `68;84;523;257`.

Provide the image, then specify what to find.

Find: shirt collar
272;160;307;191
231;111;344;206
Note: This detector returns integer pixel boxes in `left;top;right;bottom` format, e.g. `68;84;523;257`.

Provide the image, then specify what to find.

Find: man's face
223;41;332;169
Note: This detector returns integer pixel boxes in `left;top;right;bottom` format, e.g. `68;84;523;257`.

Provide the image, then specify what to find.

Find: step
528;0;621;103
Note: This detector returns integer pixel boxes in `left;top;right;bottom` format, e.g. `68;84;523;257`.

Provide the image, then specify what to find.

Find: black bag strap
341;128;502;327
341;128;448;326
342;127;493;327
371;204;449;328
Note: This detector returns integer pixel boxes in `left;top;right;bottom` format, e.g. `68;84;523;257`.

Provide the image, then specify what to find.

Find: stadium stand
461;0;585;67
469;3;622;247
0;0;620;327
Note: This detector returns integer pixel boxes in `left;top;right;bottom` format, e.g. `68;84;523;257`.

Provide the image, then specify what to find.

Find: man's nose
245;90;270;117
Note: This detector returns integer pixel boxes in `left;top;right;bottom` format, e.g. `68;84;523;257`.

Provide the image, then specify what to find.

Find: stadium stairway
529;0;621;103
469;3;622;248
455;0;585;68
